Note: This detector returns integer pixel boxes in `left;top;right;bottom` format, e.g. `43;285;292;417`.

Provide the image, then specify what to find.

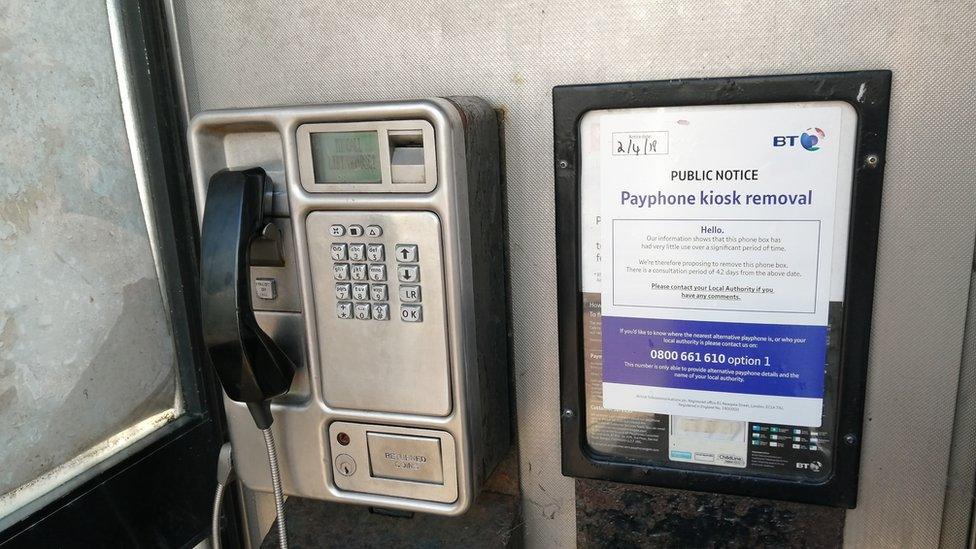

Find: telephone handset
199;167;296;548
199;167;295;428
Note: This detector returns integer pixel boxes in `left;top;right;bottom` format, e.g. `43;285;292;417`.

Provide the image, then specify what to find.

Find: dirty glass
0;0;181;521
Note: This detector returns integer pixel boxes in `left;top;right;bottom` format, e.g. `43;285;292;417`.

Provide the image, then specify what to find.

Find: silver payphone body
189;98;509;515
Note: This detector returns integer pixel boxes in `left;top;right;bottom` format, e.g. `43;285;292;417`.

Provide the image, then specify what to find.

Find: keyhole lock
335;454;357;476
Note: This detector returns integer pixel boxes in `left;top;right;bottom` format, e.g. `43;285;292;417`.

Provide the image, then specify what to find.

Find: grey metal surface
0;0;177;518
170;1;976;546
940;267;976;549
251;219;302;313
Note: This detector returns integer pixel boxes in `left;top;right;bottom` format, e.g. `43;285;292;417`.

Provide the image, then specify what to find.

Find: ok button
400;305;423;322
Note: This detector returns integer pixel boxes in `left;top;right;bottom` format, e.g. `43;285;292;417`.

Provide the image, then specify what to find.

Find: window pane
0;0;181;520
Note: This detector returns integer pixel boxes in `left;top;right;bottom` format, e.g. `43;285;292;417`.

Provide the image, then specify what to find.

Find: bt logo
773;127;825;151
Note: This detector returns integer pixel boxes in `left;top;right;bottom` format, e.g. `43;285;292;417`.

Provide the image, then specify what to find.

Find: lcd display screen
310;131;381;183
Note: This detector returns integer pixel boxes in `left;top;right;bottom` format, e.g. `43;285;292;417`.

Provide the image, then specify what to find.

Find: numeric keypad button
368;264;387;281
352;283;369;301
372;303;390;321
335;283;351;300
330;243;348;261
370;283;388;301
354;303;372;320
333;263;350;281
350;263;367;281
348;243;366;261
336;301;352;319
366;244;385;262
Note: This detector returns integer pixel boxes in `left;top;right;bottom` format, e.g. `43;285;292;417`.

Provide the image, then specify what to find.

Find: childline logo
772;127;826;151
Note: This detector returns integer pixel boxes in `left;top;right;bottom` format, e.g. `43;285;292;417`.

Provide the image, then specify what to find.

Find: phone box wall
168;1;976;547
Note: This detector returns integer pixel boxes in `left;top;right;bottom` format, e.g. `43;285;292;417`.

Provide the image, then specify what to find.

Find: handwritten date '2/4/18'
612;131;669;156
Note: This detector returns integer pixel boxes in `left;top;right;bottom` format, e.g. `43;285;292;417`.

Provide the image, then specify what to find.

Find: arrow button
397;265;419;283
395;244;418;263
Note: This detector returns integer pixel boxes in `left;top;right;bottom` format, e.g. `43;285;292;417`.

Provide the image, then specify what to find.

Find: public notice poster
593;102;856;427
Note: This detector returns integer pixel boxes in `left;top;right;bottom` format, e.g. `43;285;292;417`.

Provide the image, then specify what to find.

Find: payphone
191;98;509;529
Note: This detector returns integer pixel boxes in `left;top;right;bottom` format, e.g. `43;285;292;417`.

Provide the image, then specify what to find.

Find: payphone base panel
328;422;459;504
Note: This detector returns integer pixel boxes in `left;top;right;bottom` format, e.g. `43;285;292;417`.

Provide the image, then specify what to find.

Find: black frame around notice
553;71;891;508
0;0;238;546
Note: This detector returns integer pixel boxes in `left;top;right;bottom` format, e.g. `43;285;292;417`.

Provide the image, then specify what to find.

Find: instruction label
598;102;855;426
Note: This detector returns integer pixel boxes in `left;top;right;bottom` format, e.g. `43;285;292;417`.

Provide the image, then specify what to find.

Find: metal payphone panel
188;98;509;516
307;210;451;416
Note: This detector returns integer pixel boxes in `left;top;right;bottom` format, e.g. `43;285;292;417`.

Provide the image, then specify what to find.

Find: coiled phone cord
262;427;289;549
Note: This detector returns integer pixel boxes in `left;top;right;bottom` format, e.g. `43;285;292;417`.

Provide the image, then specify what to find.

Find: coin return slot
389;129;426;184
367;432;444;484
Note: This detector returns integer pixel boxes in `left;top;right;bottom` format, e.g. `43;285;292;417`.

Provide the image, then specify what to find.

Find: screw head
844;433;857;445
561;408;575;419
558;160;569;169
865;154;879;168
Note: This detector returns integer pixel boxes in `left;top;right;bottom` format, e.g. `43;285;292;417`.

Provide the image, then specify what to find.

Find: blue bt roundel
800;127;825;151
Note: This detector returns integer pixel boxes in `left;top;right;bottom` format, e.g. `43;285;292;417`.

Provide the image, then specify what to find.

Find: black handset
199;168;295;428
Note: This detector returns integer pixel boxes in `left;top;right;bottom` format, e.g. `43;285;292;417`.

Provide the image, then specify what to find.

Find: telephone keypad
330;225;425;323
